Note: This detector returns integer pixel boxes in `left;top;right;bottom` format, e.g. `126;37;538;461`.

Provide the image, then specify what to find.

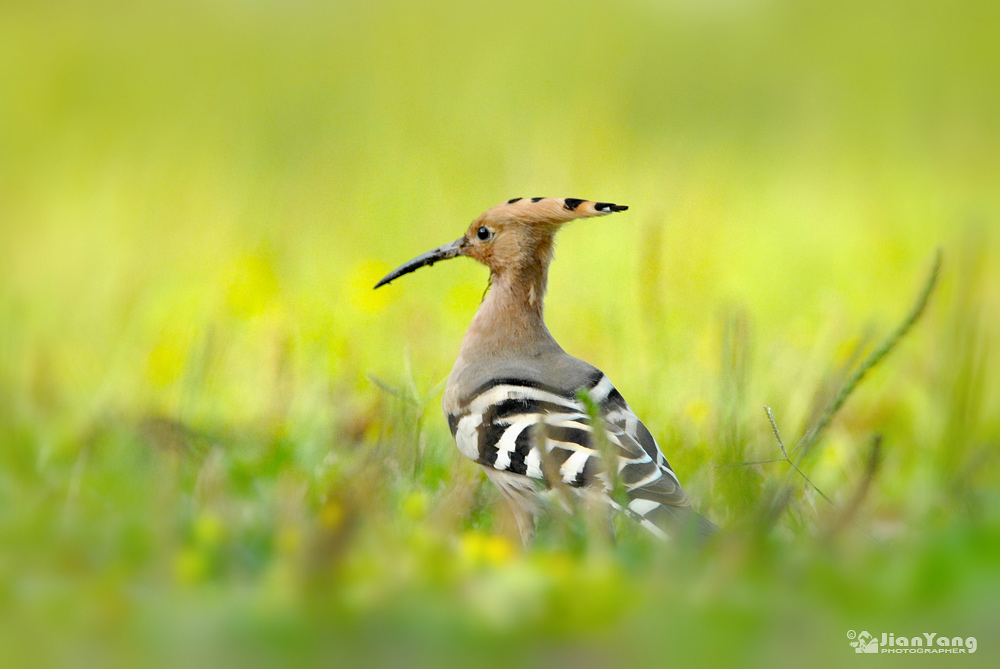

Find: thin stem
764;406;834;505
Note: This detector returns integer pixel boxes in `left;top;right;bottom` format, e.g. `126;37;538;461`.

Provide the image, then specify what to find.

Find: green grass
1;0;999;666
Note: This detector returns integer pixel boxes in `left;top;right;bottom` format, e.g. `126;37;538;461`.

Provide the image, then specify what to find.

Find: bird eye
476;226;491;241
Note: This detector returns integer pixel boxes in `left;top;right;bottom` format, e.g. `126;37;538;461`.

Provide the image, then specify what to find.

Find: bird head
374;197;628;289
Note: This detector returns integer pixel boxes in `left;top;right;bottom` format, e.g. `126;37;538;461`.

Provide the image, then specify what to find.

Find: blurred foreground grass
1;0;999;666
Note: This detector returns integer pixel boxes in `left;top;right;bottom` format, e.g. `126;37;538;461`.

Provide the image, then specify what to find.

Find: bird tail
620;497;718;544
648;503;718;543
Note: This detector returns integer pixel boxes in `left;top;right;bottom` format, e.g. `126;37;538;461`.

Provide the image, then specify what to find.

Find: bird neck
458;257;561;360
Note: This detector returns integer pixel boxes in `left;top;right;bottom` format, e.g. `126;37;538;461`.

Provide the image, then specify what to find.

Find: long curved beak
374;238;466;289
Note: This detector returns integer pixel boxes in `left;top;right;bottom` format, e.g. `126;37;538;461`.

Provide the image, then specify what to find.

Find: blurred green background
1;0;998;666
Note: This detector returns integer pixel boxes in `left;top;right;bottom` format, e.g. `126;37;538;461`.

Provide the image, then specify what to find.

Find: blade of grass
791;250;942;464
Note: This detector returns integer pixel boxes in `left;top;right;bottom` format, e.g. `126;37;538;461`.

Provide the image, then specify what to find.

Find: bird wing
448;370;714;539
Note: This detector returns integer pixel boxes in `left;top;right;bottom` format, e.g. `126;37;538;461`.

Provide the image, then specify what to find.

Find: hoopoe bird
375;197;715;544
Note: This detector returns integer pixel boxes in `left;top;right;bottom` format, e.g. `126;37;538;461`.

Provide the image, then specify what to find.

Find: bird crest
478;197;629;227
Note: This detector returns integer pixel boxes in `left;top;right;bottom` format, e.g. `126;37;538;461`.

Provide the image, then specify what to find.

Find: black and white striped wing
448;373;710;539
